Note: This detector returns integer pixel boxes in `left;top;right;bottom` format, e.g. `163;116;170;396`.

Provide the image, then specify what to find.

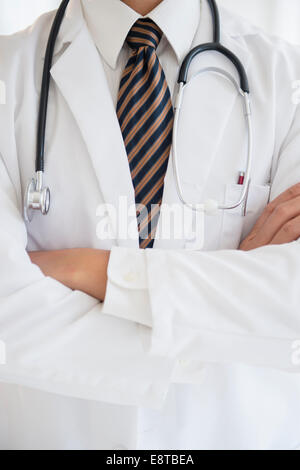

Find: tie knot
126;19;163;50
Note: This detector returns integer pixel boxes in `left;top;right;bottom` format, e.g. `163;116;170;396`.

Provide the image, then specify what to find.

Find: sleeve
0;155;174;409
104;240;300;371
103;48;300;374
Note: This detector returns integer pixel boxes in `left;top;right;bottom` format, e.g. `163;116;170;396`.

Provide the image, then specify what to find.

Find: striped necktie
117;19;174;249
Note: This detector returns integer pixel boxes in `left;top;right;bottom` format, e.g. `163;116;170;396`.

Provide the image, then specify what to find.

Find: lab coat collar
80;0;201;68
51;0;251;69
52;0;84;55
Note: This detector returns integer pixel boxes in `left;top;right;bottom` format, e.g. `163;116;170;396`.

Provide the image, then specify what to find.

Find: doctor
1;0;300;451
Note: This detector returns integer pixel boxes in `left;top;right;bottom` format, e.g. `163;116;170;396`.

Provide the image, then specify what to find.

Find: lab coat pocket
220;183;271;250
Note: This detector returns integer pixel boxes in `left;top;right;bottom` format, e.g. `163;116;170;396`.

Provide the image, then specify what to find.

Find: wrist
74;249;110;302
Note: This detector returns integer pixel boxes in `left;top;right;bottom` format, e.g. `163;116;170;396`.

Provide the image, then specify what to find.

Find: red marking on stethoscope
238;172;245;185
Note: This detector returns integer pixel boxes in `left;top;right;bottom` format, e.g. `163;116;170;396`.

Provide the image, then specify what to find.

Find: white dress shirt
81;0;201;106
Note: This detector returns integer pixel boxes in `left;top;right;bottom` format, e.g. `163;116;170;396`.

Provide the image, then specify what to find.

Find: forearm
30;181;300;304
1;241;171;407
28;185;300;372
29;248;110;302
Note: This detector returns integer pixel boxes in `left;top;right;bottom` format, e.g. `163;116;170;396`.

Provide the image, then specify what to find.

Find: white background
0;0;300;45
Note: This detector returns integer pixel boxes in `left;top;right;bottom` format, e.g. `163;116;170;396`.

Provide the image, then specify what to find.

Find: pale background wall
0;0;300;46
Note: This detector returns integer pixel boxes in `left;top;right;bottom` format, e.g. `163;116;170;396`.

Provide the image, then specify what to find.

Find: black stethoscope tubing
36;0;70;173
178;0;249;92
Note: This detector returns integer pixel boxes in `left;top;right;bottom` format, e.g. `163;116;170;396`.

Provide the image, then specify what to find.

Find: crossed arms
29;183;300;302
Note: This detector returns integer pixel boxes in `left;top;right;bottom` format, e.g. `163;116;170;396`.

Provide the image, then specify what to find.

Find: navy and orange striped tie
117;19;174;249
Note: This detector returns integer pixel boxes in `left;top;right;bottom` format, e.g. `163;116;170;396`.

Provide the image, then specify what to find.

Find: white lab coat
0;0;300;450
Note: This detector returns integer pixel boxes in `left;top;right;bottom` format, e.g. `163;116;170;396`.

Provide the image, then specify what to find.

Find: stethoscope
24;0;252;222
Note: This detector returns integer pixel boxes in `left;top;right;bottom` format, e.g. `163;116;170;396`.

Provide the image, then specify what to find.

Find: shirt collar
81;0;201;69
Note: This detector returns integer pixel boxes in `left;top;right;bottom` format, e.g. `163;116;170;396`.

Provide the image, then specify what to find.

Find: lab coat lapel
50;21;139;248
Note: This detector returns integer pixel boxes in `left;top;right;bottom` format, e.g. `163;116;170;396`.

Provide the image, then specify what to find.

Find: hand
28;249;110;302
240;183;300;251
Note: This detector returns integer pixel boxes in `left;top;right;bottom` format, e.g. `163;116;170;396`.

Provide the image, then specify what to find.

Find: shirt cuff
102;247;153;328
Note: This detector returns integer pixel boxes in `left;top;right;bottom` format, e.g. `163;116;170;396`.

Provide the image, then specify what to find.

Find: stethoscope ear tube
172;73;252;214
208;0;221;43
172;0;252;214
178;43;250;94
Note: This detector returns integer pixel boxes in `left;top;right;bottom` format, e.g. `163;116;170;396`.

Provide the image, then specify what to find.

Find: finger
269;182;300;206
249;183;300;234
252;195;300;245
28;251;37;262
28;251;43;263
270;214;300;245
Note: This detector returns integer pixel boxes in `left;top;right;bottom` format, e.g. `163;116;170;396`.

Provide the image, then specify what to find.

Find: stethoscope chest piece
24;0;69;223
24;172;50;223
